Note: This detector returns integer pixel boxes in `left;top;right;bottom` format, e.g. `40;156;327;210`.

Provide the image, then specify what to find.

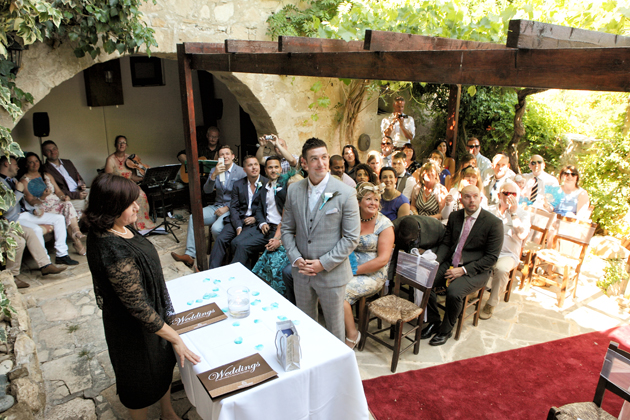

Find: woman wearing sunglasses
551;165;590;219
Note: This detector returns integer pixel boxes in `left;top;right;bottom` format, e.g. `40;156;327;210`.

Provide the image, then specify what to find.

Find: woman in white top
442;166;488;220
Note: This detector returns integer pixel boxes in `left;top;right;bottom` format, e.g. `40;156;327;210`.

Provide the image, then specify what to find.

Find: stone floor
17;211;630;419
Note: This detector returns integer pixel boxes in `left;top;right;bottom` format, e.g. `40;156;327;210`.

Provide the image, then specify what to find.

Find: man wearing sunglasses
466;138;492;176
480;181;530;320
380;136;394;168
524;154;559;206
483;154;515;206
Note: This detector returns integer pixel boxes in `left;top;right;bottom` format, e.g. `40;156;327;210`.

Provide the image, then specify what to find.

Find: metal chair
529;215;597;307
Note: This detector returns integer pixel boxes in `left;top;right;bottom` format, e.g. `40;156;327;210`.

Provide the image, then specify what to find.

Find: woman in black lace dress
82;174;199;420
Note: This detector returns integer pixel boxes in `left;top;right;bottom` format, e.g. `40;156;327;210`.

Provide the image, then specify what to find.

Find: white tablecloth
166;263;369;420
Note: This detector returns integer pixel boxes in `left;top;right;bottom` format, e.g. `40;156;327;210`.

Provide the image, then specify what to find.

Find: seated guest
410;162;448;219
436;139;456;176
19;152;86;255
343;145;361;180
387;214;446;291
103;135;155;230
1;156;78;267
231;156;287;268
252;161;292;297
480;181;530;319
41;140;88;212
367;151;383;177
330;155;356;188
483;153;515;206
546;165;590;219
177;126;222;163
256;134;298;174
208;156;267;269
343;182;395;348
466;137;492;176
354;163;378;185
422;185;503;346
392;151;416;200
449;152;477;186
428;149;451;188
172;145;246;268
523;154;559;207
380;136;394;168
379;167;410;221
442;166;488;220
402;143;421;175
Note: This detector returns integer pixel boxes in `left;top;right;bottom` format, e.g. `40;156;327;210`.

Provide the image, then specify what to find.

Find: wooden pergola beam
184;42;225;54
507;20;630;49
364;29;509;51
279;36;363;52
225;40;278;53
188;47;630;92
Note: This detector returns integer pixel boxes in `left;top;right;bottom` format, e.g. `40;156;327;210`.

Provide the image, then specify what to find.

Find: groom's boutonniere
319;191;340;210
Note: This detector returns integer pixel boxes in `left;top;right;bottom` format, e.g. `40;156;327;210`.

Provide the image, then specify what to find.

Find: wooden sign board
198;353;278;399
171;302;227;334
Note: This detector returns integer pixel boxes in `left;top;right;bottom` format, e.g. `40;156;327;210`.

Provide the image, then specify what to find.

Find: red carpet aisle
363;325;630;420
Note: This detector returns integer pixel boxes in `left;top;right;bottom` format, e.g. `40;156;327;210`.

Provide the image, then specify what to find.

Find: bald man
421;185;503;346
483;153;515;206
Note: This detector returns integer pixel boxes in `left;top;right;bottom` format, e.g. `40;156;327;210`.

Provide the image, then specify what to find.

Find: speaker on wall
33;112;50;137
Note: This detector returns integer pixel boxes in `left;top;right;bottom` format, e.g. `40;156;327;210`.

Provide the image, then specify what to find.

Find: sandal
72;241;86;256
345;331;361;350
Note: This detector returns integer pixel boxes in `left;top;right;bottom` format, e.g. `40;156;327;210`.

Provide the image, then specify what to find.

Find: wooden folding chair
520;207;556;290
529;215;597;307
358;252;438;373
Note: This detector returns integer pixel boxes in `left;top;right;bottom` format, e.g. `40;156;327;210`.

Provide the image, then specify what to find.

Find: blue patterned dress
345;213;394;304
252;245;290;296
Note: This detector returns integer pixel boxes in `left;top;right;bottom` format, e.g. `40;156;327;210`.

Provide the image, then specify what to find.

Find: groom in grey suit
282;138;360;341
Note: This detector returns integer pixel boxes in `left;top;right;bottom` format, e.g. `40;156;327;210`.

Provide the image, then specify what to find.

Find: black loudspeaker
33;112;50;137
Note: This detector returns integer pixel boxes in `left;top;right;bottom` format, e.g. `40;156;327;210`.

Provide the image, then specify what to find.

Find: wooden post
446;84;461;159
177;44;208;270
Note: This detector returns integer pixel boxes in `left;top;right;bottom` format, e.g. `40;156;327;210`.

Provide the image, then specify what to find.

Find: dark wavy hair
17;152;46;180
80;173;140;233
302;137;327;159
379;166;397;181
342;144;361;169
354;163;378;184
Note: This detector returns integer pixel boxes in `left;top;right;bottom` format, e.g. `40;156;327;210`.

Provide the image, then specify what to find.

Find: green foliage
0;283;16;319
597;258;630;292
266;0;344;40
580;130;630;236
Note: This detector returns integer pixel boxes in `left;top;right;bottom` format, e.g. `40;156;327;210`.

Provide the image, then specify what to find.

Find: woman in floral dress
104;135;155;231
343;182;395;349
19;152;86;255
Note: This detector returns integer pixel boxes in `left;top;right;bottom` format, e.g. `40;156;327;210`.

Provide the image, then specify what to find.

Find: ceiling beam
364;29;508;51
279;36;363;52
187;46;630;92
225;40;278;53
184;43;225;54
507;19;630;49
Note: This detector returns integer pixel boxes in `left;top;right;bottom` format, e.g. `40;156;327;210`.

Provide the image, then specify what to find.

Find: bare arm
46;174;67;200
355;226;394;275
273;137;297;167
104;156;115;174
575;190;590;219
397;202;411;219
409;185;420;215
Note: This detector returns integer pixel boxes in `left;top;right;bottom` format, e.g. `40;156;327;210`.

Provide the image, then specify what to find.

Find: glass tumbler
227;286;250;318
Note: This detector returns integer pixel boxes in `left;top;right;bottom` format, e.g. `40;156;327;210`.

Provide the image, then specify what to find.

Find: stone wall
0;271;46;420
4;0;382;157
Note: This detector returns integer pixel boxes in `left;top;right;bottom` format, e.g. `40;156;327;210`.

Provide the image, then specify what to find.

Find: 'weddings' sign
171;302;227;334
198;353;278;398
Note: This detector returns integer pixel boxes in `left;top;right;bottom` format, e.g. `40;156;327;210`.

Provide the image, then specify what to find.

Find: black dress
86;228;176;409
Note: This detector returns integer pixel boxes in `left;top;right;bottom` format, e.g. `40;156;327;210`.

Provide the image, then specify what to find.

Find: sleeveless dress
22;174;78;227
86;228;175;409
380;194;409;221
110;157;156;230
345;213;394;304
415;184;446;217
554;187;585;216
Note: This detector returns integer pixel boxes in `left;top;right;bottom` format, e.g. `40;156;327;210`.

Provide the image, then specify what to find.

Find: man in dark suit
208;155;267;269
41;140;88;200
231;156;287;268
421;185;503;346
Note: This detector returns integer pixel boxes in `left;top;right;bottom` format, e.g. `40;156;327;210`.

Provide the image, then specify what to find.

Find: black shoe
429;331;453;346
420;322;440;340
56;255;79;266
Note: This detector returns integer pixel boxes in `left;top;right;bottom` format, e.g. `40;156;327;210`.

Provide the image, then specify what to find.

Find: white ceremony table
166;263;369;420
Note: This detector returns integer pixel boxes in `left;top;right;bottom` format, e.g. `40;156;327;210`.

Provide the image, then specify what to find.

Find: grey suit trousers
293;269;347;342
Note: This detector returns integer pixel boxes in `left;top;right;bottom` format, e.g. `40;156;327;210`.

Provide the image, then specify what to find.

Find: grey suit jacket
203;164;246;207
281;176;360;288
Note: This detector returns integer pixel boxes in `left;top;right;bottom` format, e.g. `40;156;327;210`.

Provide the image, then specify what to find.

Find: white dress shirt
49;161;78;192
245;175;261;216
263;180;282;226
308;173;330;212
380;113;416;148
